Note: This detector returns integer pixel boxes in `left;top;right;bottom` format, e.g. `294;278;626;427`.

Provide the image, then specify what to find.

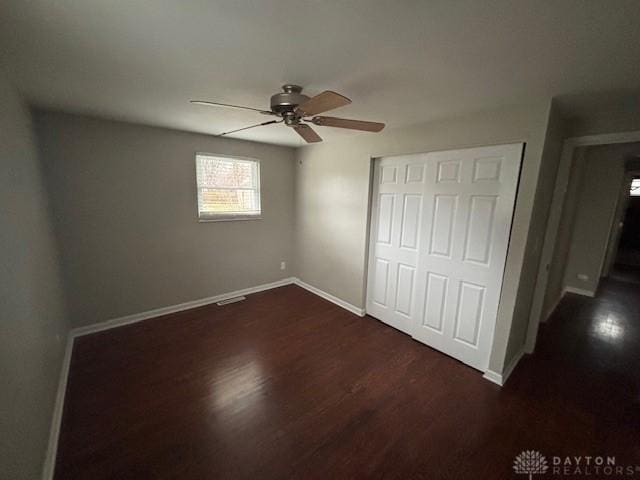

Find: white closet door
367;143;523;372
366;155;428;335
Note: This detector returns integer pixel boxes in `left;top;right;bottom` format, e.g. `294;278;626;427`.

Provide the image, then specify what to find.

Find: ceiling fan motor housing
270;84;309;116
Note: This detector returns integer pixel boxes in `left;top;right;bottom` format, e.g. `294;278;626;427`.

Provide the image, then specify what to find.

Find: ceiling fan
191;84;385;143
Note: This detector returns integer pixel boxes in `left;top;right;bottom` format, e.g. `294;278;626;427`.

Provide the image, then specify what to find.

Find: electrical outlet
577;274;589;281
280;261;286;271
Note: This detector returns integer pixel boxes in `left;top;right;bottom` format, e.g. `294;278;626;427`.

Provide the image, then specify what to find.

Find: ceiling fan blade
219;120;281;136
295;91;351;116
191;100;275;115
293;124;322;143
311;116;385;132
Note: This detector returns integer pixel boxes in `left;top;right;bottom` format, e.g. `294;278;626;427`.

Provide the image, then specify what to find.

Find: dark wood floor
55;282;640;479
610;263;640;285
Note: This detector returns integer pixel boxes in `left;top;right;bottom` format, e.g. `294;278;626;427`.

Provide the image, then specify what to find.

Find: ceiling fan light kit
191;84;385;143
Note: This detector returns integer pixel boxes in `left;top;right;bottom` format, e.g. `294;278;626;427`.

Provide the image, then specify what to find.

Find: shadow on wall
0;77;69;479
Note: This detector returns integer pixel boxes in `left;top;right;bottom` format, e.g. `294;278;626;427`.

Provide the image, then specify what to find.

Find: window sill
198;216;262;223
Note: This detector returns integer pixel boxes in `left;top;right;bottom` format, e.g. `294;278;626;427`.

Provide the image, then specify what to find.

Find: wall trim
482;369;503;386
483;348;526;387
42;335;74;480
564;286;596;297
70;277;296;338
293;278;366;316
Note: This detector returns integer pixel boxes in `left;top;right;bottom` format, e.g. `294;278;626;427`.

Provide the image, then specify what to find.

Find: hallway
610;264;640;285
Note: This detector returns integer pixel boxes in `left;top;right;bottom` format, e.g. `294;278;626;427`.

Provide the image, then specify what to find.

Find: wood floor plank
55;282;640;479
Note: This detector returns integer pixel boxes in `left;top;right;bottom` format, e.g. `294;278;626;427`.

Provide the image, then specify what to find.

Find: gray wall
515;103;566;356
0;78;69;479
294;102;552;373
542;147;587;316
35;111;296;328
563;143;640;294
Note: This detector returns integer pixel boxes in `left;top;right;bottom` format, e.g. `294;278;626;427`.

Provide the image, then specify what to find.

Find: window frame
195;152;262;222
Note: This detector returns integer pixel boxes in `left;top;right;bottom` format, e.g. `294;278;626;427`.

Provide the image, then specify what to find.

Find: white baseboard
482;369;503;386
293;278;365;316
564;286;596;297
70;277;296;338
483;348;526;387
42;334;74;480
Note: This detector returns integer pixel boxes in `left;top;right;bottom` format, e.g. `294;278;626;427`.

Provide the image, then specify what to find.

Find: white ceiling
1;0;639;146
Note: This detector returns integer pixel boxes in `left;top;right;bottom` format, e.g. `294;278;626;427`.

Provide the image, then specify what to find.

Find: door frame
601;173;635;278
525;130;640;354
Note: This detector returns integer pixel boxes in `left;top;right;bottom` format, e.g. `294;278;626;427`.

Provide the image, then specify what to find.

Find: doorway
531;141;640;330
609;175;640;284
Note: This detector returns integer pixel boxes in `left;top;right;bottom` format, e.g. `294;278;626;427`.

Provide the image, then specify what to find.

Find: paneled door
366;154;428;335
366;143;523;371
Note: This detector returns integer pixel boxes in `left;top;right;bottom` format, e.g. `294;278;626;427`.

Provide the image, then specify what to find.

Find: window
195;153;261;221
631;178;640;197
